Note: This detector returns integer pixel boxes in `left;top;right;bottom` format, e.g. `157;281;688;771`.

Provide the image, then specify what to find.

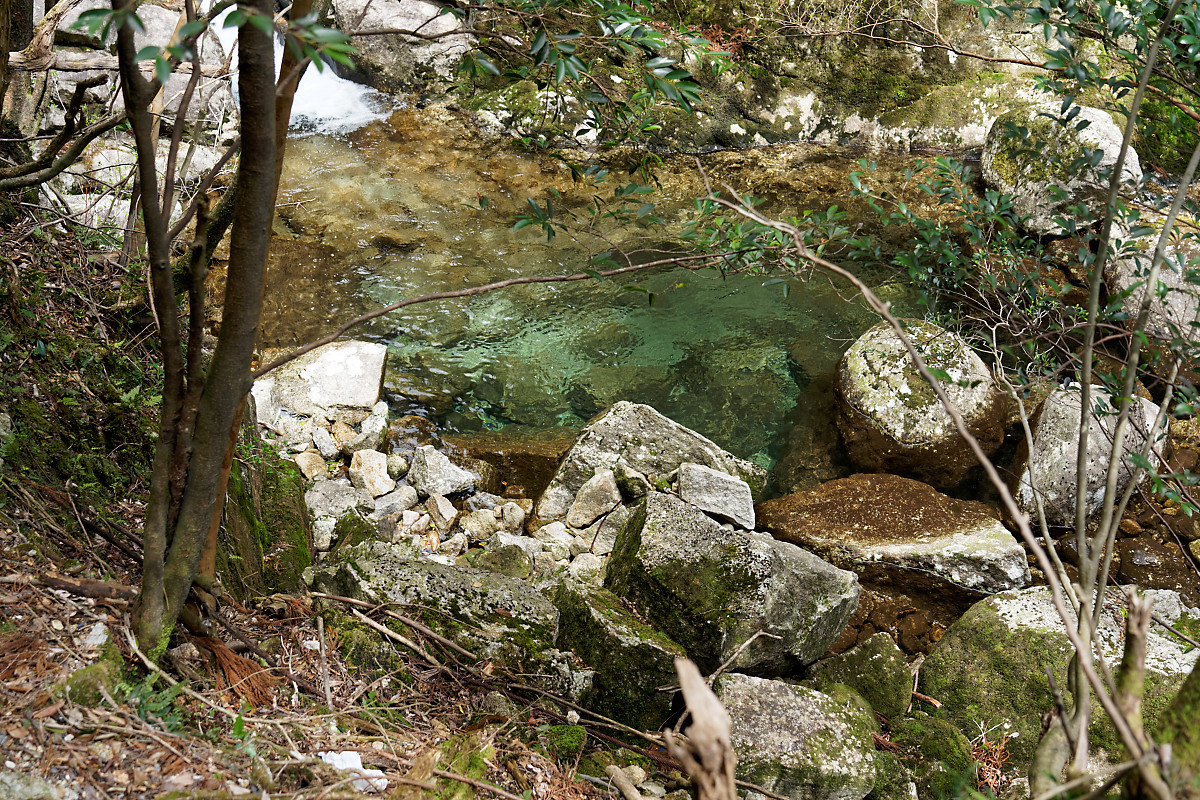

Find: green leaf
135;45;162;62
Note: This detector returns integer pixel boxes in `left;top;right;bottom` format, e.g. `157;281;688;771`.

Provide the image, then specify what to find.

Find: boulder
835;321;1006;490
1014;385;1165;527
257;341;387;423
921;586;1200;766
368;485;419;521
305;479;374;520
293;451;327;481
313;541;575;681
330;0;472;91
474;545;534;580
677;462;756;529
486;532;544;561
313;425;341;459
605;492;859;674
408;445;478;497
566;469;621;528
348;450;395;498
757;474;1030;595
982;103;1142;236
537;401;767;522
809;633;912;721
553;581;688;731
580;504;630;557
460;508;501;542
426;494;458;532
1109;216;1200;343
716;674;877;800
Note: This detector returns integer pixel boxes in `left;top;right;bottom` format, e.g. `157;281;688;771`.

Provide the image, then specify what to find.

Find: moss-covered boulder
716;673;877;800
921;586;1199;768
889;712;976;799
219;415;313;600
552;581;686;731
835;321;1007;490
605;492;859;674
810;633;911;720
474;544;534;580
53;658;121;707
982;103;1142;235
1158;659;1200;797
312;541;587;693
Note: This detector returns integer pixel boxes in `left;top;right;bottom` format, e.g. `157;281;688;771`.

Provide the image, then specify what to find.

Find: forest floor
0;216;673;800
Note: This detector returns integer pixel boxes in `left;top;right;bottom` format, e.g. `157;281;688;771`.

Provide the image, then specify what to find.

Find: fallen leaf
32;700;64;720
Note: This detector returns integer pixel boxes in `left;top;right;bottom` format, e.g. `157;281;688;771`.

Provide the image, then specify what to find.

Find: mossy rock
1159;660;1200;796
542;724;587;762
810;633;911;720
218;414;312;601
474;544;534;580
552;581;686;731
436;733;494;800
890;712;976;799
53;658;121;707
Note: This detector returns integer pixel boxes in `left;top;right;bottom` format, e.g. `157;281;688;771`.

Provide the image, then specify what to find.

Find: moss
988;113;1088;189
53;658;122;707
890;712;975;798
543;724;587;761
810;633;911;720
474;544;534;580
437;734;494;800
1159;662;1200;793
873;751;917;800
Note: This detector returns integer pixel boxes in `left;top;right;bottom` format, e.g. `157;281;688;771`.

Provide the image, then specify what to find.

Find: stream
263;71;925;490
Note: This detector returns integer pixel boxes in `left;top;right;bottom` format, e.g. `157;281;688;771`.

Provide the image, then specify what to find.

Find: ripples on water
268;106;922;484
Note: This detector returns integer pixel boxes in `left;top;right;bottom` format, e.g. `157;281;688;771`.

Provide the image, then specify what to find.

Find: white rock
387;454;409;479
305;479;374;519
677;462;756;529
264;341;387;422
568;553;604;583
408;445;477;497
313;518;337;551
80;622;109;650
345;410;389;454
250;377;281;427
487;532;544;559
370;485;419;520
348;450;396;498
499;502;526;532
427;494;458;532
293;451;327;481
566;469;622;528
312;426;340;459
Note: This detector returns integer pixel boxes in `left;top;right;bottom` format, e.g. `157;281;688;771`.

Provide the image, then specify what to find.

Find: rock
809;633;911;720
487;532;544;560
568;553;604;583
369;485;419;520
580;504;630;557
569;535;592;558
313;425;340;459
605;492;860;673
460;508;501;542
294;451;328;481
537;402;767;521
258;341;387;422
1109;215;1200;343
757;474;1030;595
387;454;409;479
330;0;473;92
313;518;337;551
499;501;526;532
426;494;458;532
1014;385;1165;527
716;674;877;800
1158;657;1200;792
273;412;314;453
474;544;534;580
332;420;357;448
305;479;374;520
344;403;389;454
835;321;1006;490
677;462;756;529
408;445;478;497
313;541;575;683
251;377;282;427
566;469;621;528
982;103;1143;236
888;713;976;799
0;772;77;800
921;586;1200;766
533;521;573;547
348;450;395;498
553;581;688;730
614;460;651;500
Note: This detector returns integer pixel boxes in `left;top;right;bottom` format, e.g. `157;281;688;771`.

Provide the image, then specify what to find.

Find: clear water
268;107;922;480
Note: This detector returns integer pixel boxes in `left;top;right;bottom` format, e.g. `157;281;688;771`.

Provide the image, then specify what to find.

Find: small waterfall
210;6;393;136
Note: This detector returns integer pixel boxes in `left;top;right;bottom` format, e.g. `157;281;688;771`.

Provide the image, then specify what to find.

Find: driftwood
663;658;738;800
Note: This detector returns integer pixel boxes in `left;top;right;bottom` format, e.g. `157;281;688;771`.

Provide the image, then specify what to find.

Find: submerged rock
835;321;1006;490
605;492;859;674
553;581;686;731
921;586;1200;766
1014;385;1165;527
536;402;767;522
757;474;1030;595
982;103;1142;236
716;674;877;800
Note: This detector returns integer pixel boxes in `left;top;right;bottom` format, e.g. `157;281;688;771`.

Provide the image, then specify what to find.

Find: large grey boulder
408;445;478;497
1109;217;1200;342
330;0;472;91
835;321;1006;490
305;479;374;520
536;402;767;522
553;581;687;731
313;541;580;685
922;586;1199;766
809;633;912;721
1015;385;1165;527
256;341;387;423
982;103;1142;235
566;468;621;528
758;474;1030;594
605;492;859;674
716;674;878;800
